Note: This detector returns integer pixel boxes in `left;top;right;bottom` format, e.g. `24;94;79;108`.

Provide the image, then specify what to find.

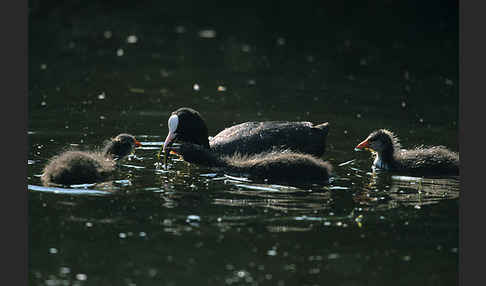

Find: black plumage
41;134;141;186
355;129;459;175
163;107;330;157
168;143;333;184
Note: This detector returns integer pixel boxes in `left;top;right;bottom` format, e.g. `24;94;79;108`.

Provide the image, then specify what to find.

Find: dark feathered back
172;143;332;184
41;151;115;186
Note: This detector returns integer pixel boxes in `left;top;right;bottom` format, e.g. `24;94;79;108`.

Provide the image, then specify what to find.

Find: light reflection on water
28;1;458;284
28;117;459;285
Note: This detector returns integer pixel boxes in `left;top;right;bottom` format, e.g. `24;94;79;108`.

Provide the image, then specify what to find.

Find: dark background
25;1;464;286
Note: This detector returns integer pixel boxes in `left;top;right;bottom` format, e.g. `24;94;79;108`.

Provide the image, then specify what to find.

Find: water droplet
247;79;256;85
41;101;47;106
186;215;200;222
356;113;362;119
119;233;127;239
40;64;47;70
193;83;200;91
97;92;106;100
402;255;411;261
267;249;277;256
403;71;410;80
75;274;87;281
401;101;406;108
445;78;454;86
198;29;216;38
277;37;286;45
99;115;106;120
85;222;93;227
237;270;246;278
217;86;227;92
104;30;112;39
49;248;58;254
160;69;170;77
241;45;251;52
175;26;186;34
59;267;71;275
139;232;146;237
414;205;421;209
148;268;157;277
116;49;124;56
127;35;138;44
327;253;340;259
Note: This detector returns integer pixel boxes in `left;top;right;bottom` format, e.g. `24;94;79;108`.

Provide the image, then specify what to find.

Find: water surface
29;1;458;285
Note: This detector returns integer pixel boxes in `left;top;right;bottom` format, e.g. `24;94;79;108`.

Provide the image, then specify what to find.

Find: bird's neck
373;148;397;170
183;145;226;168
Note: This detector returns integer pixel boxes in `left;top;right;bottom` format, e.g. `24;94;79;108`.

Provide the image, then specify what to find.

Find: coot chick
355;129;459;175
167;143;333;184
162;107;330;157
41;134;141;186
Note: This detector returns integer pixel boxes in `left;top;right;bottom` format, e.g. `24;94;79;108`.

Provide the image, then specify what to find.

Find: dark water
28;1;459;285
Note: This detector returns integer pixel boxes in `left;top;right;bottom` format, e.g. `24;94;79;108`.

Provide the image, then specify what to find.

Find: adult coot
162;107;330;157
355;129;459;175
41;134;141;186
166;143;332;184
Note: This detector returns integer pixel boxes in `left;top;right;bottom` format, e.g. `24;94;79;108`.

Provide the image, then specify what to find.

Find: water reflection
29;1;458;284
354;169;459;211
